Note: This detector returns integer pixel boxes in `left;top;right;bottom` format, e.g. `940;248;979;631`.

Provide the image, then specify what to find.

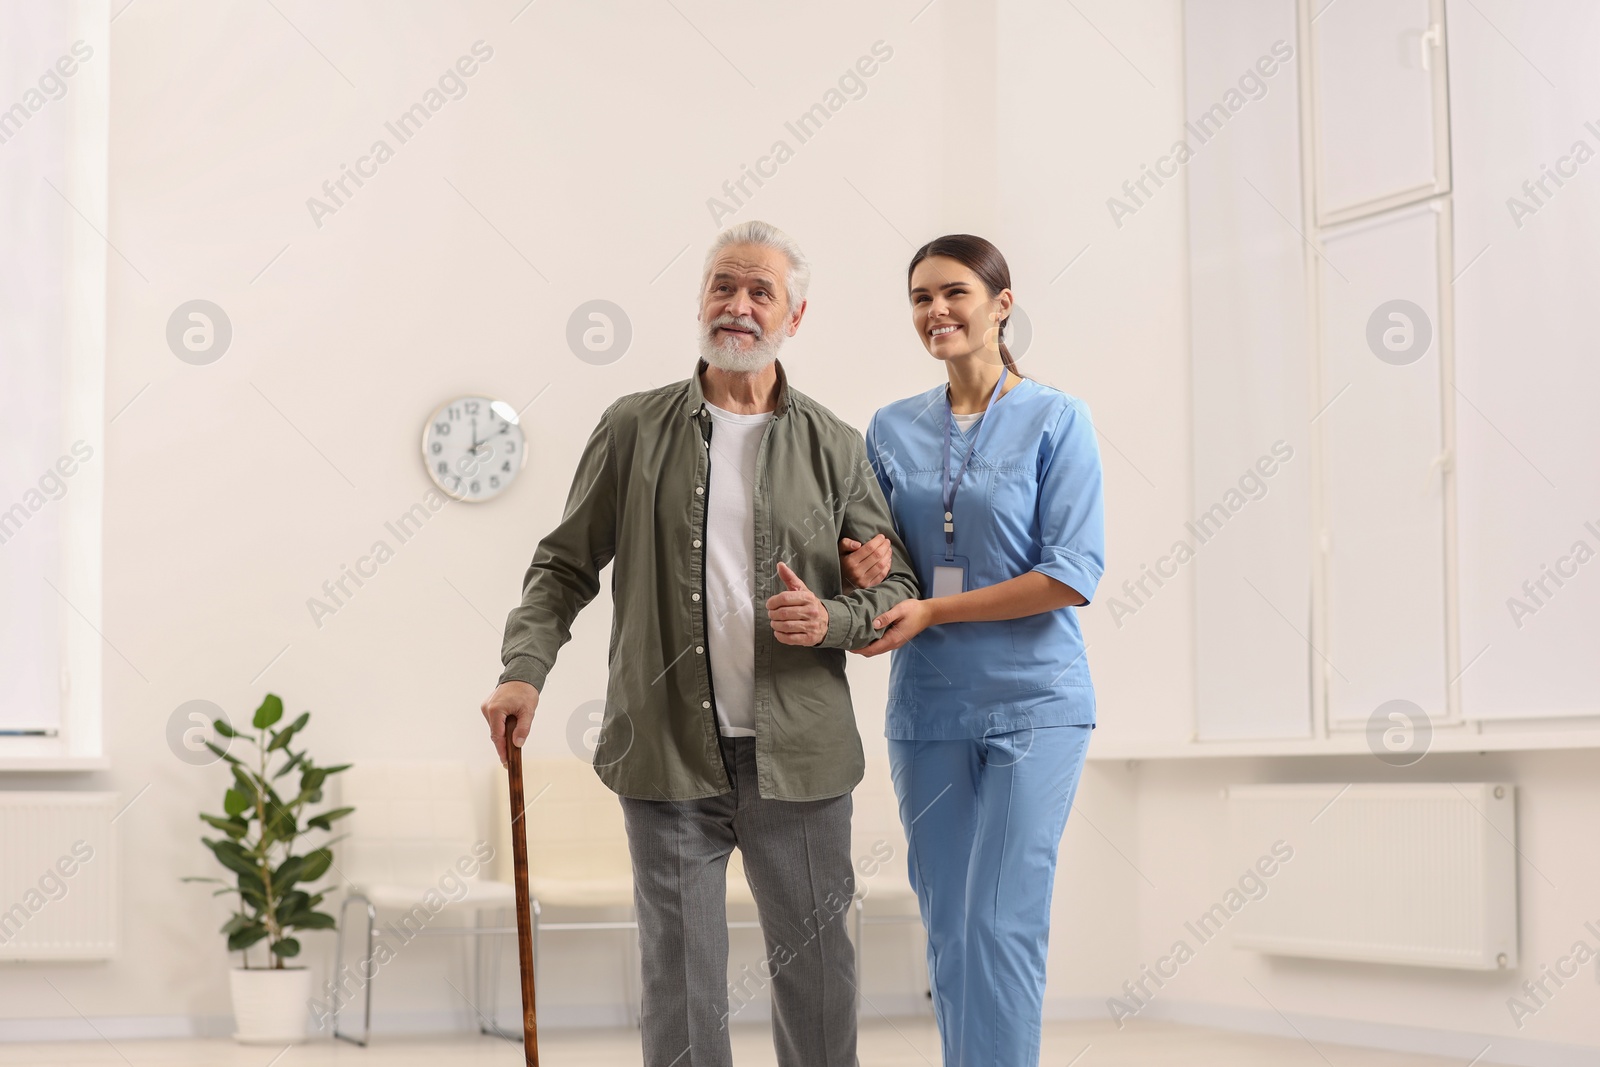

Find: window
0;0;108;768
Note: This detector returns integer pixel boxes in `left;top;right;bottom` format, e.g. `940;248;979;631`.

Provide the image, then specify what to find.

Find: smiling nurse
843;234;1106;1067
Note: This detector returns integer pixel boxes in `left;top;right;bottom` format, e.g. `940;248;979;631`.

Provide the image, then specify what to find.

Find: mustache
707;314;762;338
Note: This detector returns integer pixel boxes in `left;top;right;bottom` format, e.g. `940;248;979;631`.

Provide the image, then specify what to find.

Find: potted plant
184;693;354;1044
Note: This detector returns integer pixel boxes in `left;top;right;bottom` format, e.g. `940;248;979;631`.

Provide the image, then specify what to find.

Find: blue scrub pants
888;723;1091;1067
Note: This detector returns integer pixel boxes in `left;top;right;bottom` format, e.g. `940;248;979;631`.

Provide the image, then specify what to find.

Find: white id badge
930;554;970;598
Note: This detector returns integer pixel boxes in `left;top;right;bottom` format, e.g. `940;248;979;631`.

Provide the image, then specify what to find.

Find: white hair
700;219;812;311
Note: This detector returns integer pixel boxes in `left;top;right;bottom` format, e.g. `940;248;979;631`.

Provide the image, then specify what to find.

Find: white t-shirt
951;411;985;461
702;400;775;737
952;411;984;432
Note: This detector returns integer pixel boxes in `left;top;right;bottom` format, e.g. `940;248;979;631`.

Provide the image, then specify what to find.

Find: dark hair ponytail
907;234;1025;379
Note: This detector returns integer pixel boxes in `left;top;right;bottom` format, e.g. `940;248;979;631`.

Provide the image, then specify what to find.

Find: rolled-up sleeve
1033;397;1105;604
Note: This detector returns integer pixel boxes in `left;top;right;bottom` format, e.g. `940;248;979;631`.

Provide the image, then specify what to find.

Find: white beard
699;316;784;373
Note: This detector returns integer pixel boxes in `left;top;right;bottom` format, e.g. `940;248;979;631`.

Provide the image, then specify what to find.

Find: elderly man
481;219;919;1067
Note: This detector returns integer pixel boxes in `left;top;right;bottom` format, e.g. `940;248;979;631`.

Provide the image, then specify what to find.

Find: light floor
0;1018;1471;1066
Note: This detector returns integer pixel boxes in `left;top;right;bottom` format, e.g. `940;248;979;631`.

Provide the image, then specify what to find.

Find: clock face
421;396;527;502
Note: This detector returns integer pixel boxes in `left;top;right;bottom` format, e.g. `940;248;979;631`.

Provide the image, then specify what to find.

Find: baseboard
0;994;935;1044
13;995;1590;1064
1041;995;1598;1067
1043;995;1112;1020
0;1008;537;1044
0;1015;230;1043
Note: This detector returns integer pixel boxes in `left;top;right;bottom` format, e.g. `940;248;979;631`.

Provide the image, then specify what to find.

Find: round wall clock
421;395;527;502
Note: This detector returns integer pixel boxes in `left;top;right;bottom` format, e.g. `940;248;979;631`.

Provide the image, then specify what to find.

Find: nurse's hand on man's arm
849;598;934;657
839;534;893;590
481;680;540;768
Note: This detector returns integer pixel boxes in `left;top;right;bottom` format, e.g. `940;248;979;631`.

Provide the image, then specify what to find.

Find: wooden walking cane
506;729;540;1066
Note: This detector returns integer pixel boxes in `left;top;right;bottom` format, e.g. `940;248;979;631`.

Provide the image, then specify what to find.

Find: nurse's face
909;256;1011;363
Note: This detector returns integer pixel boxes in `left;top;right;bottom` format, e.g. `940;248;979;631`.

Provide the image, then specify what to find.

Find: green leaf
270;937;301;958
230;764;258;799
284;911;336;931
222;789;250;817
233;859;265;889
272;750;305;779
252;694;284;731
199;813;249;839
237;875;267;909
227;923;269;952
221;913;253;936
253;789;288;831
298;847;333;883
276;890;310;919
213;718;238;738
265;805;297;843
320;763;352;777
300;767;328;794
204;838;261;881
306;807;354;832
203;740;240;765
268;712;309;751
273;855;306;889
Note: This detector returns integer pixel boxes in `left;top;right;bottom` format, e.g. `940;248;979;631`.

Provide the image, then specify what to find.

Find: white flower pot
230;967;313;1045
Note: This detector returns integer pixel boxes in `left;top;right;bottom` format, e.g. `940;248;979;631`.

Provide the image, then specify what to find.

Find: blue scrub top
865;375;1106;740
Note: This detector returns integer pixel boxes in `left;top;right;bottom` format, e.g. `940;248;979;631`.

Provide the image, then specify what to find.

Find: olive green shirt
499;358;921;801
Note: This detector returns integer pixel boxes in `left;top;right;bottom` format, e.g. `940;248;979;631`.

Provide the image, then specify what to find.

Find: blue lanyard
941;367;1009;560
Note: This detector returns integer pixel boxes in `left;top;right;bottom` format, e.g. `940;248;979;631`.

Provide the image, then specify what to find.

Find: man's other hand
768;562;829;646
481;680;540;767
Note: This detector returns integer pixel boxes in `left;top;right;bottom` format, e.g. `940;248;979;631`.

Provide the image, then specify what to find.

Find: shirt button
693;539;702;548
702;701;711;709
695;486;704;495
696;645;704;654
691;593;701;602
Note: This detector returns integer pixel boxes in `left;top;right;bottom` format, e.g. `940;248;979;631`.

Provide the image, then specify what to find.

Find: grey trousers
619;735;858;1067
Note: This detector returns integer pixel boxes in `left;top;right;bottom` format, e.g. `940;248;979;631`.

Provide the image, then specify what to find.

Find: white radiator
1226;783;1517;970
0;792;118;960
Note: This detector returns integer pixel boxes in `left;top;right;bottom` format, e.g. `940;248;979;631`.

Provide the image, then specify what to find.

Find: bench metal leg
332;894;376;1047
477;906;521;1042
